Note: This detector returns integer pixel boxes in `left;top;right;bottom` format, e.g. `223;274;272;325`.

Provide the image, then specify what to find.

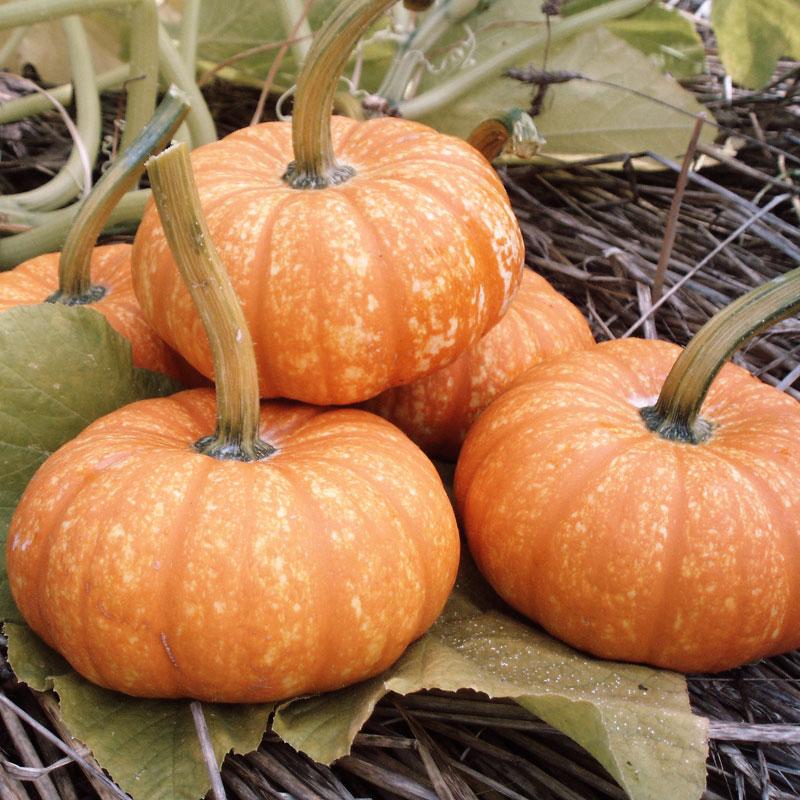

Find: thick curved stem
157;22;217;147
178;0;202;75
146;143;274;462
0;64;131;125
49;86;189;304
0;191;148;271
641;267;800;444
284;0;395;189
0;17;100;213
121;0;159;152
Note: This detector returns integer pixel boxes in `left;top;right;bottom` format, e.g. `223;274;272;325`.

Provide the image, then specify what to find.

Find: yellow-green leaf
6;622;272;800
712;0;800;89
274;559;709;800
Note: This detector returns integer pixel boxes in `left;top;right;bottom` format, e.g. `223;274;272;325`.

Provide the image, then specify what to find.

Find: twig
623;194;792;338
0;693;127;799
190;701;227;800
652;115;705;303
197;35;312;87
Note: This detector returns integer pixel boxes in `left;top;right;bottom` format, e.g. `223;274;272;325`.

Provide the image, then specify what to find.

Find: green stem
0;16;100;212
377;0;480;109
0;64;130;125
641;268;800;444
0;0;123;28
276;0;313;67
120;0;159;152
0;0;216;148
158;22;217;147
146;143;274;461
397;0;651;119
178;0;202;75
283;0;395;189
0;190;149;271
49;85;189;304
466;108;542;162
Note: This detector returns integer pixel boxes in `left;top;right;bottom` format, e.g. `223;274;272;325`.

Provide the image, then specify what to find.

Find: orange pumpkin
365;269;594;460
0;88;196;383
0;245;189;380
6;139;460;702
131;0;523;405
7;393;459;701
455;337;800;673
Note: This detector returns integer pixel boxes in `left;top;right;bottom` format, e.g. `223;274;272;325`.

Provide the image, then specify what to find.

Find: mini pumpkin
365;269;594;460
6;142;460;702
0;88;194;382
456;287;800;673
131;0;524;405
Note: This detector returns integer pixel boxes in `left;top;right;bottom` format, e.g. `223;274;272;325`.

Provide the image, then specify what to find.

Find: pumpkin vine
146;143;275;462
49;86;189;306
642;266;800;443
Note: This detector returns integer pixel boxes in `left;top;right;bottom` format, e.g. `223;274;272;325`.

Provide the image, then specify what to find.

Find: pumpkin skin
131;116;524;404
7;390;460;702
0;244;195;382
455;337;800;673
364;270;594;460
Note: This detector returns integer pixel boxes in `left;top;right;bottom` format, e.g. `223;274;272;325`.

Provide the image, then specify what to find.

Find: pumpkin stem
283;0;395;189
49;85;189;305
467;108;543;163
146;143;275;462
641;266;800;443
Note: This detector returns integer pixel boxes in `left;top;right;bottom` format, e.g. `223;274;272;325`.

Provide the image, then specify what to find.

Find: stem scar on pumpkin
640;264;800;444
47;86;190;306
147;143;276;462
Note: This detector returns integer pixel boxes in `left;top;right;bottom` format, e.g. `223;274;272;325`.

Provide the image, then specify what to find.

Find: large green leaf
418;22;712;158
711;0;800;89
189;0;394;91
6;623;272;800
274;559;709;800
0;303;179;621
563;0;705;78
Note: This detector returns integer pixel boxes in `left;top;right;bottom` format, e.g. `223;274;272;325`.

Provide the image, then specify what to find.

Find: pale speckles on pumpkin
131;116;523;404
7;392;459;701
456;337;800;673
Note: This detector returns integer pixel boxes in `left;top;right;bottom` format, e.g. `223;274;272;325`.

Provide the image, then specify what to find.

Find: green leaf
6;622;271;800
0;303;179;621
711;0;800;89
187;0;393;91
565;2;705;79
415;5;712;158
274;559;709;800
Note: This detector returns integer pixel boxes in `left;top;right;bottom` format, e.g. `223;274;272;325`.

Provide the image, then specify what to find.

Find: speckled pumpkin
455;337;800;673
131;115;524;404
0;245;192;381
365;270;594;460
7;390;460;702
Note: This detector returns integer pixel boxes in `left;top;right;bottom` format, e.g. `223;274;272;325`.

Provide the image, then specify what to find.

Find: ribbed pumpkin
456;330;800;673
8;393;459;701
365;269;594;460
0;245;187;379
0;88;194;382
131;0;523;405
6;142;460;702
